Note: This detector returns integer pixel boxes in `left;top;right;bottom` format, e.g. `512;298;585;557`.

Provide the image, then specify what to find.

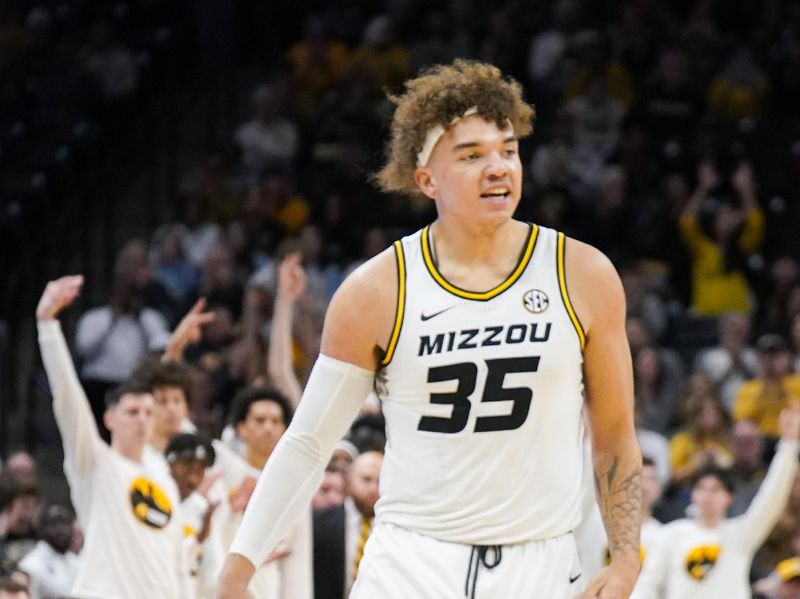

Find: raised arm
36;276;103;490
267;253;306;407
739;401;800;552
568;241;642;599
163;297;216;362
679;161;719;253
730;161;765;254
217;249;397;599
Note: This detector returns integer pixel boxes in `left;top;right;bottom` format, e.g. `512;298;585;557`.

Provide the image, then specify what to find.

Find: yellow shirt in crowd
733;374;800;437
679;208;764;316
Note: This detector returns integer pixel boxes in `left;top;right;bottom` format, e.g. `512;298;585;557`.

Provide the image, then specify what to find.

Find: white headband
416;106;478;167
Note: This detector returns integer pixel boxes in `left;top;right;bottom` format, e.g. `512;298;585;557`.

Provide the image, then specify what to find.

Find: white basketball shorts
350;523;586;599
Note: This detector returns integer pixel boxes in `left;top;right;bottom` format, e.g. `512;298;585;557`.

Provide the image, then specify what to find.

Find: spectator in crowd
526;0;581;109
621;268;670;345
635;402;671;495
563;72;627;163
633;401;800;598
151;225;202;312
634;344;686;435
176;189;224;269
728;419;767;516
630;45;703;152
695;311;759;411
564;29;634;106
199;244;243;321
734;334;800;440
37;275;190;597
234;84;299;177
762;257;800;334
313;451;383;599
75;240;173;432
679;160;765;316
349;15;412;94
287;16;350;124
670;394;733;488
16;505;80;599
707;44;769;123
312;467;347;511
0;472;39;567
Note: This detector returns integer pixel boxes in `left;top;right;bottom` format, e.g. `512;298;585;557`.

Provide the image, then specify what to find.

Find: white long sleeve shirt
75;306;171;382
38;320;189;599
632;439;799;599
18;540;81;599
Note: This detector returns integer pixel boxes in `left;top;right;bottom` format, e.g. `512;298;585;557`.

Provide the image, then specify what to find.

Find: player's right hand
36;275;84;321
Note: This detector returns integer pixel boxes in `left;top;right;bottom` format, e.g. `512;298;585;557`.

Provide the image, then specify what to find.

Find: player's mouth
480;186;511;203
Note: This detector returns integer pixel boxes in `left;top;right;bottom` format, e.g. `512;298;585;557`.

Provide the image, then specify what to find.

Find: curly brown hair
376;60;536;198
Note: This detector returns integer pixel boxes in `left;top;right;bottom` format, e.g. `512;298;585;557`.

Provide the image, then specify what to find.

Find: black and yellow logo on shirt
129;477;172;529
685;544;720;581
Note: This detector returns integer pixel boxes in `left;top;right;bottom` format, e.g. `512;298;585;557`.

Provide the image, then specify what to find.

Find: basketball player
219;60;641;598
36;275;191;597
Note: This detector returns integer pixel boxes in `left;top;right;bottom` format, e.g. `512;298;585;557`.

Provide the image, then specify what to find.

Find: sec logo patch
129;477;172;529
523;289;549;314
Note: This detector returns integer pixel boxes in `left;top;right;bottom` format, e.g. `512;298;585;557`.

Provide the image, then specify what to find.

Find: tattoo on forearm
595;455;642;558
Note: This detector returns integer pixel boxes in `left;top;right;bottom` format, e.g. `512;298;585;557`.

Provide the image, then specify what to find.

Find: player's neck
431;217;528;266
113;439;145;463
246;447;270;470
696;512;723;529
149;432;169;454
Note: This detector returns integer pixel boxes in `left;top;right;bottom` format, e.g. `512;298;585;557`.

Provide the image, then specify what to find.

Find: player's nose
483;151;510;178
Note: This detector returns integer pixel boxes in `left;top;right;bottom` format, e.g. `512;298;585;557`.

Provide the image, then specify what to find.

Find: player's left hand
575;561;639;599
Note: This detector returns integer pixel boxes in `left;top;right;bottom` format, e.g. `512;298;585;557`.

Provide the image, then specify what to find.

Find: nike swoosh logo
420;306;456;321
569;574;581;584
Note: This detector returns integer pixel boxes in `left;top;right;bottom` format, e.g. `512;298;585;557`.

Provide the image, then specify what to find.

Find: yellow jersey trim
421;223;539;301
381;240;406;366
557;232;586;350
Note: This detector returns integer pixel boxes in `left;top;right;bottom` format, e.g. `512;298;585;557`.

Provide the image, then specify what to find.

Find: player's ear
414;167;438;200
103;407;115;432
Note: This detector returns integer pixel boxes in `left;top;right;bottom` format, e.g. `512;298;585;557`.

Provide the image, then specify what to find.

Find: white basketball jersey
374;223;586;545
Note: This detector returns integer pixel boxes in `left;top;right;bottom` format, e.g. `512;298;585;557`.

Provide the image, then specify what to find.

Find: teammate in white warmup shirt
36;276;190;599
632;402;800;599
218;59;642;599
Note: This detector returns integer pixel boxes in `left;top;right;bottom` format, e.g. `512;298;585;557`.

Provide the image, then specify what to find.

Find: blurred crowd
3;0;800;597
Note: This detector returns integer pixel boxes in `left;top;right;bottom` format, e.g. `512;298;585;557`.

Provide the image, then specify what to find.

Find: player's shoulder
333;245;398;310
322;244;400;365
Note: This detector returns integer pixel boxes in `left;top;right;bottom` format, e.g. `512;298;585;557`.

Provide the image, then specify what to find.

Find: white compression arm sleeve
229;354;375;567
